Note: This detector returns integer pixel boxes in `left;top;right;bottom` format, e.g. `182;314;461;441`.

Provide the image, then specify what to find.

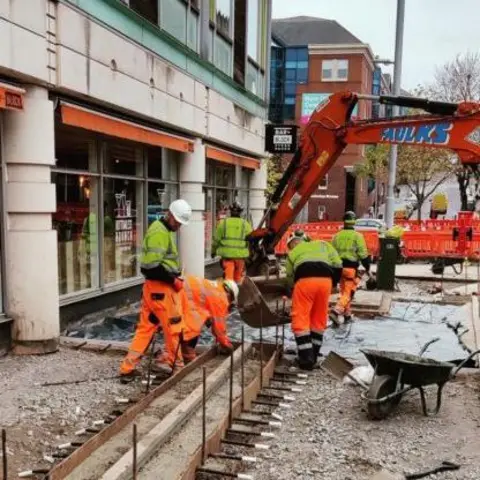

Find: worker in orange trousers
286;230;342;370
180;275;238;363
119;199;192;383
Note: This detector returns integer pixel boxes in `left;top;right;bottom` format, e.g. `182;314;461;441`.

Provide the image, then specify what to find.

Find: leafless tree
425;52;480;211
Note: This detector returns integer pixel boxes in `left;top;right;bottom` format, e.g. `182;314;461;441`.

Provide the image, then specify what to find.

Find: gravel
253;367;480;480
0;347;137;476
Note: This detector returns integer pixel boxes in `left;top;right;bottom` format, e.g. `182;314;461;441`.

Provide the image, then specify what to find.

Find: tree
424;52;480;210
356;144;454;221
396;146;455;221
265;154;283;200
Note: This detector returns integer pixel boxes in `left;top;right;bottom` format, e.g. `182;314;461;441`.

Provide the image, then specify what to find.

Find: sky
272;0;480;91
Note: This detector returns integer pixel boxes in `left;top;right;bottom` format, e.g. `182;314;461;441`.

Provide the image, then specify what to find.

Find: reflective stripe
312;338;323;346
297;343;313;350
294;330;311;338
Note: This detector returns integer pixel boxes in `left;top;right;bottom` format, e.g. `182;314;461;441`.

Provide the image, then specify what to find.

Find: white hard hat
223;280;239;304
169;199;192;225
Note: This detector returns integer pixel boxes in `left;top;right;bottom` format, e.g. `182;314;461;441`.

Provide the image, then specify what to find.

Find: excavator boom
248;90;480;273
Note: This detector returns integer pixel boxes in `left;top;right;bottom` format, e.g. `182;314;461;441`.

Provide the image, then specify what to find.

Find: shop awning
60;103;195;153
205;145;261;170
0;83;25;111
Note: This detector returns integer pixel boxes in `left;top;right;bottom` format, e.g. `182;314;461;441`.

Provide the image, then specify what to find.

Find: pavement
372;263;480;282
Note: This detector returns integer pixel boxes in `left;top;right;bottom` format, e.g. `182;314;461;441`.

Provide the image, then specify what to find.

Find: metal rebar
132;424;137;480
202;366;207;465
281;297;286;358
221;439;255;448
229;350;234;428
145;332;158;394
196;467;241;478
241;325;245;411
210;452;243;461
2;429;7;480
275;300;279;349
251;399;279;407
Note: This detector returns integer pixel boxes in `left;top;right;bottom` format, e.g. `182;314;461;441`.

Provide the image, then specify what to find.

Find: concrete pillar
249;161;267;228
2;86;59;354
179;139;205;277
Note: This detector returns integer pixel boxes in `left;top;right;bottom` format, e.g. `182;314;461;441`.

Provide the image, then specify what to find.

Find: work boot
329;310;341;328
152;353;184;375
119;369;142;384
344;314;354;324
296;347;315;371
181;339;198;365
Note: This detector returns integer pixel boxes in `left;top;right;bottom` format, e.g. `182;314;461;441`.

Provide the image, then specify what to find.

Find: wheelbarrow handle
451;348;480;377
419;337;440;357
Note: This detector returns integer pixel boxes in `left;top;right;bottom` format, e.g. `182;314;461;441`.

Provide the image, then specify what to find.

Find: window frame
321;59;349;82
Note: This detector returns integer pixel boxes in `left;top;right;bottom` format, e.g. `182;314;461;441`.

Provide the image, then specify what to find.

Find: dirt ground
253;367;480;480
0;348;137;477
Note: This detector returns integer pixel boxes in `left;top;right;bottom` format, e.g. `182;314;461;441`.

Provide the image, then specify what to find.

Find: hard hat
230;201;244;213
287;229;307;247
343;211;357;224
223;280;239;303
169;199;192;225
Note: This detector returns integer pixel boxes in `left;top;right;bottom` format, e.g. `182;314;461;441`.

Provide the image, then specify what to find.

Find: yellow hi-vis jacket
212;217;253;259
332;228;369;269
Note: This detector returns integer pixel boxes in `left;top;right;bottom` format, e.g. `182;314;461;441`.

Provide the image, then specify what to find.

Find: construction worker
212;201;252;284
330;211;371;325
180;276;238;364
286;231;342;370
119;199;192;383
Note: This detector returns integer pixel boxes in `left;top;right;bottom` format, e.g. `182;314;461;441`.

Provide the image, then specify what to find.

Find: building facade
0;0;271;354
269;16;381;221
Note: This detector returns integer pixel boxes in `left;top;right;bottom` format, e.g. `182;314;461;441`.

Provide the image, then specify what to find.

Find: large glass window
129;0;158;24
216;0;232;37
162;0;187;43
53;125;179;298
322;59;349;81
247;0;259;61
215;34;233;76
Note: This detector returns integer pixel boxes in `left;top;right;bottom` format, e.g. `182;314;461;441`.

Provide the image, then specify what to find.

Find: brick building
270;16;387;221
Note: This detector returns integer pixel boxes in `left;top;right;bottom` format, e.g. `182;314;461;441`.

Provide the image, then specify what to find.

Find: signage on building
115;193;134;246
265;124;298;154
0;89;23;111
301;93;359;125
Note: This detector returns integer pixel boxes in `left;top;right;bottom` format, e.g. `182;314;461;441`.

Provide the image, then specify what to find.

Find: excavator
238;90;480;327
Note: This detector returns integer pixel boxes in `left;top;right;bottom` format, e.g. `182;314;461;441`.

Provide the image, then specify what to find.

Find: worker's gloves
216;342;234;355
172;277;184;292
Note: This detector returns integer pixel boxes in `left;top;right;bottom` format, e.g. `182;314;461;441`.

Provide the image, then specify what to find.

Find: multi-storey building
0;0;272;354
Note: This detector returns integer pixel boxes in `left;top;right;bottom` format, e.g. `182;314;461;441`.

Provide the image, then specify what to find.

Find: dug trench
61;345;268;480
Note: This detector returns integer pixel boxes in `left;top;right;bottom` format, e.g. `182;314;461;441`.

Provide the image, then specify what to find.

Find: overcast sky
272;0;480;91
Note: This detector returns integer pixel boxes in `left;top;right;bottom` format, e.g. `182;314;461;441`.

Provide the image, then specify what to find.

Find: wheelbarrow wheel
367;375;402;420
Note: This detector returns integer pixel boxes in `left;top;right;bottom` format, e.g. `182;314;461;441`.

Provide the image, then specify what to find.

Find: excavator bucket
237;276;291;328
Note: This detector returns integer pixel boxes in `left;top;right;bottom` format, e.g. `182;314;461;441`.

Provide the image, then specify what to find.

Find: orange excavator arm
248;90;480;273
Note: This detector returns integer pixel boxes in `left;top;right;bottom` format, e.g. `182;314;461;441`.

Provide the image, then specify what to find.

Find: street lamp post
384;0;406;228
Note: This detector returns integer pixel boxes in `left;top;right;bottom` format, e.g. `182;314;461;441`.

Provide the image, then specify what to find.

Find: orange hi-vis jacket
181;275;232;347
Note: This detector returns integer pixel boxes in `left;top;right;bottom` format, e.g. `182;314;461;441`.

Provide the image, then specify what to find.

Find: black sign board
265;124;298;154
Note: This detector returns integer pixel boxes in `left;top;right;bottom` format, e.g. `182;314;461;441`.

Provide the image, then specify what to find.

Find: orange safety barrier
275;224;480;260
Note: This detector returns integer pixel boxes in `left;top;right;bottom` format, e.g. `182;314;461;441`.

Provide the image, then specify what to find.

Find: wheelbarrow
358;338;480;420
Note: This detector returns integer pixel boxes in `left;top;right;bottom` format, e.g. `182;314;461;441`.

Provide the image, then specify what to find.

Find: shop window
103;141;143;176
53;172;99;295
147;182;179;226
146;147;179;181
215;163;235;187
322;59;349;81
55;125;96;171
103;178;143;284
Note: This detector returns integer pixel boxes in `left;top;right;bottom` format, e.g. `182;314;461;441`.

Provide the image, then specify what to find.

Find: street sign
265;124;298;154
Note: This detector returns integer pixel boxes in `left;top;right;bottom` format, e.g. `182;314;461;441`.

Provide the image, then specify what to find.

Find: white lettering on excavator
381;122;453;145
288;193;302;210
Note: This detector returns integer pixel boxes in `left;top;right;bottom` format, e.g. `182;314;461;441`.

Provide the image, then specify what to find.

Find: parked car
354;218;386;232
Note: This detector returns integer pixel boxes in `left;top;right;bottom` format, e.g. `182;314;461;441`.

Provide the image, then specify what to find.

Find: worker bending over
286;231;342;370
331;211;371;325
212;202;252;284
119;199;192;383
180;276;238;363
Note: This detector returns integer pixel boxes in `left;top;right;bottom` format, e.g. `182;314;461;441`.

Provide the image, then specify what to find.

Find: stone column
2;86;59;354
249;161;267;228
179;138;205;277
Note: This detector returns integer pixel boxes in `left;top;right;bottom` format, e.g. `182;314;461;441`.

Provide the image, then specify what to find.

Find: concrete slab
372;263;480;282
462;296;480;353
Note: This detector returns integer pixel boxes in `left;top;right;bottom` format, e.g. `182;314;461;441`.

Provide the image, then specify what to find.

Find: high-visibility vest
213;217;252;259
140;220;180;275
332;229;368;262
286;240;342;284
183;275;230;344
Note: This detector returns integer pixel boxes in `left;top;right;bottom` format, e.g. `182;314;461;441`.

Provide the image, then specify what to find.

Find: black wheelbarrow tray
359;348;480;420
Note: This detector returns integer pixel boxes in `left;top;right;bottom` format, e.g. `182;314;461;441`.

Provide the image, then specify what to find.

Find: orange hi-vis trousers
120;280;184;375
222;259;245;284
335;268;360;317
291;277;332;368
181;275;232;363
